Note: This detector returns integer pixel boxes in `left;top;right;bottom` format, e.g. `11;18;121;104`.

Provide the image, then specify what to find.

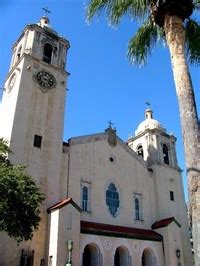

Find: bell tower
127;108;191;264
0;17;70;265
127;108;186;219
0;16;70;202
128;109;191;265
127;108;178;168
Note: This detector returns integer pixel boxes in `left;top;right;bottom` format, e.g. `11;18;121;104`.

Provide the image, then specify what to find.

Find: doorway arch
82;243;101;266
114;246;130;266
141;248;157;266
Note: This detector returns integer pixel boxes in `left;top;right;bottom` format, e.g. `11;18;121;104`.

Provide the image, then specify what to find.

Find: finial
108;120;113;128
144;101;153;119
145;101;151;109
39;8;51;27
42;7;51;17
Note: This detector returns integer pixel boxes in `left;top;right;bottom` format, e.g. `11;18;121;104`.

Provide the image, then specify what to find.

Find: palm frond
185;19;200;64
110;0;150;24
128;19;161;65
87;0;151;24
87;0;109;21
193;0;200;9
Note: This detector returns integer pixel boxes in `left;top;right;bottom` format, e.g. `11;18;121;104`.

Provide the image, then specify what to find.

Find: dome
135;108;166;136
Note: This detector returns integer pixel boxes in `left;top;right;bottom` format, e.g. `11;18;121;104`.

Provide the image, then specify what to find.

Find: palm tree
87;0;200;264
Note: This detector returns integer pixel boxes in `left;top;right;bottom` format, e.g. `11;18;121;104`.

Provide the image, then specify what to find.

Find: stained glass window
106;183;119;216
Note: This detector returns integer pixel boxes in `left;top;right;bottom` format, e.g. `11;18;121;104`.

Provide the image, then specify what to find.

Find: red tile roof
152;217;181;230
47;197;82;213
81;221;162;241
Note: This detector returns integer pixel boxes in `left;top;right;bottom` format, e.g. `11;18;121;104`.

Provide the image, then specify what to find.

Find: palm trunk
164;14;200;265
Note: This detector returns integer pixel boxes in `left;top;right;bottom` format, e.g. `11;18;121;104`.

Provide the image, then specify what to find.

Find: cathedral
0;17;192;266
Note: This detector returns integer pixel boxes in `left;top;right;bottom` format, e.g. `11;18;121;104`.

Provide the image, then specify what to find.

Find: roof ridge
47;197;82;213
152;217;181;229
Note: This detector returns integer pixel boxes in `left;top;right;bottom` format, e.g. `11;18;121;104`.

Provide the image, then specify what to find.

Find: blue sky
1;0;200;200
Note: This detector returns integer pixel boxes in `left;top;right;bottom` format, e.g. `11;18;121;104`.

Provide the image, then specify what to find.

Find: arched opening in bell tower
137;144;144;158
162;144;169;165
43;43;53;64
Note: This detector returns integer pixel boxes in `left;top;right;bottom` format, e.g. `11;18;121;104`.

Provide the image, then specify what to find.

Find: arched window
137;144;144;158
163;144;169;165
82;186;89;212
135;198;140;220
43;43;53;64
16;46;22;61
106;183;119;216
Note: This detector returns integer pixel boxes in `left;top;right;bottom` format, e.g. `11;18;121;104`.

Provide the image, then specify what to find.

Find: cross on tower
42;7;51;17
108;120;113;128
145;101;151;108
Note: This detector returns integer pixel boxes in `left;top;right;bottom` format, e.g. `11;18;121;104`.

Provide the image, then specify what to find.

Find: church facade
0;17;192;266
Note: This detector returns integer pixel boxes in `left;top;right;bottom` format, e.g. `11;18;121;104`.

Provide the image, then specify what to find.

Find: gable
66;130;147;169
47;197;81;213
152;217;181;230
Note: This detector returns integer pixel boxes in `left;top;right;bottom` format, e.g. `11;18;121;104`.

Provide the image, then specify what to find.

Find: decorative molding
103;240;113;251
105;127;117;147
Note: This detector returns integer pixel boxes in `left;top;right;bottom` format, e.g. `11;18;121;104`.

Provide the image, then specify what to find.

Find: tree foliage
87;0;200;65
0;138;44;243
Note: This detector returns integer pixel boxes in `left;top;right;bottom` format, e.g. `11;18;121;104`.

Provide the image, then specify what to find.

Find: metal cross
145;101;151;108
108;120;113;128
42;7;51;17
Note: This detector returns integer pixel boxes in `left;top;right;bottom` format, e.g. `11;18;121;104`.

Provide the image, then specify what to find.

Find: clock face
36;71;55;88
8;73;17;93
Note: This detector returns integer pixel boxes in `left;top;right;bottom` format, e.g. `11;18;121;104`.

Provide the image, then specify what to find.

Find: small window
163;144;169;164
43;43;53;64
33;135;42;148
82;186;89;212
170;191;174;201
20;249;34;266
135;198;140;220
134;196;143;220
106;183;119;216
137;145;144;158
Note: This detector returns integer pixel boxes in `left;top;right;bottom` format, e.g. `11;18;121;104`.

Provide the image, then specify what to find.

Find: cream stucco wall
66;135;157;230
155;222;184;266
48;204;81;266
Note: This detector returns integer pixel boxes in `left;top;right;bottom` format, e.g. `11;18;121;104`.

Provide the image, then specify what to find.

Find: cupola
135;108;166;136
38;16;50;28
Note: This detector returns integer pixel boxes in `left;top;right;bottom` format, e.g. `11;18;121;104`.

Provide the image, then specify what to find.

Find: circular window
109;155;116;163
106;183;119;216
